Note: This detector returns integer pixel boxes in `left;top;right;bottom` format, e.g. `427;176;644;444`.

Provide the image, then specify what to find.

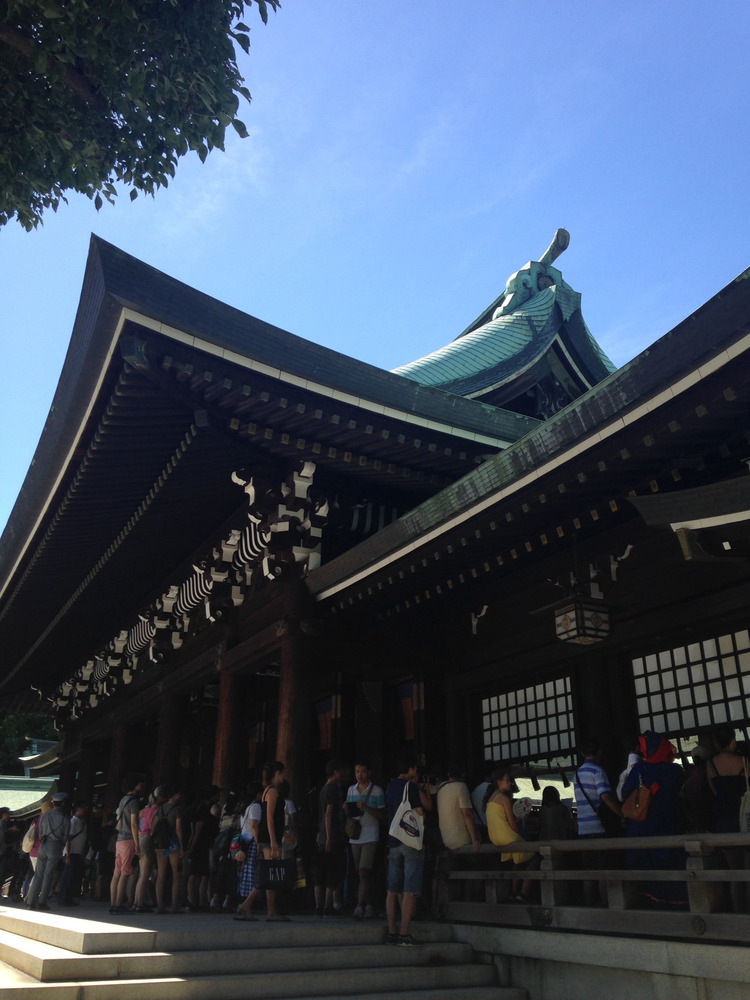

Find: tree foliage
0;713;57;774
0;0;278;230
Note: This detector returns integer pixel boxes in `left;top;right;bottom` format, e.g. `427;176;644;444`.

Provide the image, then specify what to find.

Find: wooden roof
0;236;540;704
308;264;750;618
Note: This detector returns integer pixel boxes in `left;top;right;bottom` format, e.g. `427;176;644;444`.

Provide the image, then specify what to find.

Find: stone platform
0;899;525;999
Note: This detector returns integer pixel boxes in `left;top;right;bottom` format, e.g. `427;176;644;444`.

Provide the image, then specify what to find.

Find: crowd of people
0;725;747;925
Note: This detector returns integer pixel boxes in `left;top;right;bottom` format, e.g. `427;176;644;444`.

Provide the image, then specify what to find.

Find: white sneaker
363;904;374;919
352;906;363;920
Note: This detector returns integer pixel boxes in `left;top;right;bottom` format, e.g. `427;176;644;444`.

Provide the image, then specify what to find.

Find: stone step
0;961;502;999
0;908;454;955
0;934;474;983
0;907;151;955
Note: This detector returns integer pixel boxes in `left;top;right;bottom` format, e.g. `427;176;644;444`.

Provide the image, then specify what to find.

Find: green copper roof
393;231;616;410
393;286;555;389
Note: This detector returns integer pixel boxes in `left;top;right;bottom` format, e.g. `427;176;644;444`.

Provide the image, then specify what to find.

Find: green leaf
0;0;280;229
94;192;102;211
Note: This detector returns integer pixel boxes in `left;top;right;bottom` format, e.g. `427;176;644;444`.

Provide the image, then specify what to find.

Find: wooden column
275;616;312;805
105;725;128;810
74;742;96;805
576;654;619;774
58;759;77;799
212;668;240;794
153;696;182;789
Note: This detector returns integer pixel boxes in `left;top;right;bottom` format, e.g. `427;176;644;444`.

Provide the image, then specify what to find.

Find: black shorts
311;845;347;889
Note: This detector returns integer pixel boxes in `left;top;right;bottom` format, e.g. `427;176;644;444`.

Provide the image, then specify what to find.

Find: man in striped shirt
574;740;622;904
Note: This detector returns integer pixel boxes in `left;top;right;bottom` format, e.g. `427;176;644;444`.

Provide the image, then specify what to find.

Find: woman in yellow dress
484;768;533;902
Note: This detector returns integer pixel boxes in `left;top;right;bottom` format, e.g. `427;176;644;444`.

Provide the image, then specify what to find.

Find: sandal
233;912;257;921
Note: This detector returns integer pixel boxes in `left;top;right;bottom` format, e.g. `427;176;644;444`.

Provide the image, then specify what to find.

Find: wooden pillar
58;759;77;799
539;847;569;907
74;742;96;805
576;655;619;775
685;841;725;914
212;668;240;794
275;617;312;805
105;724;128;810
153;696;182;789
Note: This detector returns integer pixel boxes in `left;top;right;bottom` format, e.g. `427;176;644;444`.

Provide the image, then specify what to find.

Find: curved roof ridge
392;287;555;388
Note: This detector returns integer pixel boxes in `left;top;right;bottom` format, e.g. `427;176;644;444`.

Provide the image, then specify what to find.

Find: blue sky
2;1;749;534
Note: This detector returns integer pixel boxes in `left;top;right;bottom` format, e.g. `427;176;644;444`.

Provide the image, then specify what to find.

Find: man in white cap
26;792;70;910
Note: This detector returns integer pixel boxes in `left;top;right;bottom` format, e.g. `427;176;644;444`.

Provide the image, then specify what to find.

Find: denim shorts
387;842;424;896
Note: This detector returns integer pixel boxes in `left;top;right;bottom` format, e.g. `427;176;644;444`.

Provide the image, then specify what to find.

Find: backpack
151;804;172;850
213;826;234;857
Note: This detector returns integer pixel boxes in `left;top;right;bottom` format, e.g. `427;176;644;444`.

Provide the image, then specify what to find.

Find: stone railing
431;833;750;944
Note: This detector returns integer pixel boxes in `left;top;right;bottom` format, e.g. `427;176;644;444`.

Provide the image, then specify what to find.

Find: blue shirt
574;760;611;836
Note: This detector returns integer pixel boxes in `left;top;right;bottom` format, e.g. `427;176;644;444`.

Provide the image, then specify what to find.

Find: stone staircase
0;906;526;999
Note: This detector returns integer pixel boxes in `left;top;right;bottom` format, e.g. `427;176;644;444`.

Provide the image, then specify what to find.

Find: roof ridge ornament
538;228;570;268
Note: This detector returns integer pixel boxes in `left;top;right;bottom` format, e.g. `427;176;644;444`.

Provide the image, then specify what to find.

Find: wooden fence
432;832;750;944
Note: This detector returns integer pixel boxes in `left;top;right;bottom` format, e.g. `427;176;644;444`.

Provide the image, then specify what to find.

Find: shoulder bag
575;770;622;836
621;768;652;822
345;785;372;841
388;781;424;850
22;820;36;854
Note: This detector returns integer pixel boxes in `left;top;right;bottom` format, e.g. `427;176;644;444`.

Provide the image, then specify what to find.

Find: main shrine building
1;231;749;808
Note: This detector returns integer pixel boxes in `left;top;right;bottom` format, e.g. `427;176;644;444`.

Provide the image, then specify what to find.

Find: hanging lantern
554;596;610;645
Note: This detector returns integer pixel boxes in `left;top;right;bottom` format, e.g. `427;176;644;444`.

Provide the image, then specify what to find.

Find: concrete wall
453;925;749;1000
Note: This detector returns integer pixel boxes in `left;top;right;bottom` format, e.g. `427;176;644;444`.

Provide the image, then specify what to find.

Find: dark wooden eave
0;237;538;703
307;264;750;616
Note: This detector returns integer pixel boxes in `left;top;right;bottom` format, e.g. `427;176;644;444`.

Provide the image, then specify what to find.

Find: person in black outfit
234;762;288;922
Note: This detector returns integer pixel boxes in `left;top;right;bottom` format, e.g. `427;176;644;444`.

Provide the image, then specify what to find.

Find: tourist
153;786;183;914
345;760;385;919
574;740;622;906
312;760;347;918
235;762;288;922
110;772;144;914
385;752;432;946
436;764;480;854
620;731;686;909
483;768;533;901
233;783;262;919
133;792;158;913
27;792;70;910
706;724;749;912
470;761;494;843
57;800;88;906
537;785;575;841
185;787;220;912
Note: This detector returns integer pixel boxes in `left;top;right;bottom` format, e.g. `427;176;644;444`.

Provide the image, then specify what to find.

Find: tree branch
0;23;109;115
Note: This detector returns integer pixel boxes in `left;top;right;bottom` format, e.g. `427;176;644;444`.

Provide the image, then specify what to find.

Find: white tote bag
388;781;424;850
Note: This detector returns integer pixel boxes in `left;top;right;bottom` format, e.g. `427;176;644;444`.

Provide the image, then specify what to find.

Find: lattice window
480;676;575;764
632;628;750;742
